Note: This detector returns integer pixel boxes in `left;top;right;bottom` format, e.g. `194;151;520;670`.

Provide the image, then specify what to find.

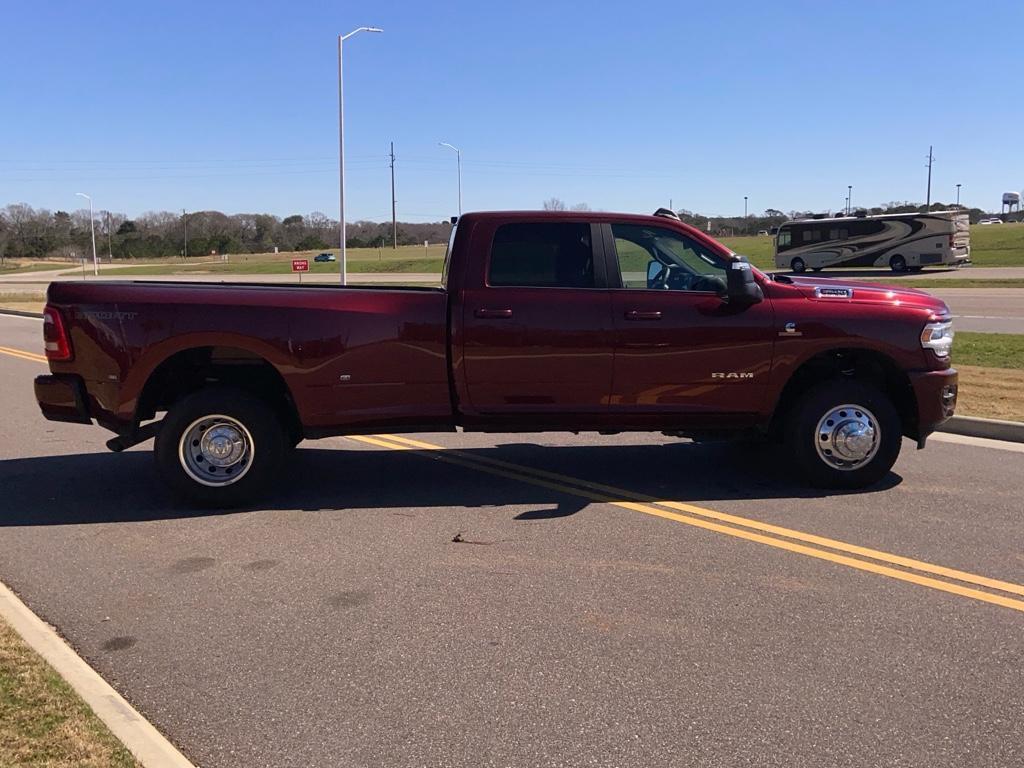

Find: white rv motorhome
774;211;971;273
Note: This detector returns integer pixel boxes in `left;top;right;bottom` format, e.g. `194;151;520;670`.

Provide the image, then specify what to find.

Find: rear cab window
487;222;595;288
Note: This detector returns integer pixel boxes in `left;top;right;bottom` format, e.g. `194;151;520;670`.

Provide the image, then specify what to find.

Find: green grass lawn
892;279;1024;289
0;261;76;275
953;332;1024;369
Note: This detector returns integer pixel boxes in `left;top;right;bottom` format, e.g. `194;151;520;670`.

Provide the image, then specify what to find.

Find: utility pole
183;209;188;259
956;183;961;208
847;185;852;215
925;146;934;209
389;141;397;249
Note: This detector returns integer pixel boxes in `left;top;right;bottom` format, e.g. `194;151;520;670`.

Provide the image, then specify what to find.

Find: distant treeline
0;200;994;262
0;205;453;261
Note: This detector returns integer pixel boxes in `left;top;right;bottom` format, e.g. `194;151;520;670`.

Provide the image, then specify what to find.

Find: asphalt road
1;314;1023;767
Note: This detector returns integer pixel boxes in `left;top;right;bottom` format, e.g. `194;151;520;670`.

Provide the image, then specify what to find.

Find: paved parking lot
1;313;1023;767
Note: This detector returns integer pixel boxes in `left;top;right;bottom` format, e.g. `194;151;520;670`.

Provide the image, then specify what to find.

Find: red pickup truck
35;210;958;505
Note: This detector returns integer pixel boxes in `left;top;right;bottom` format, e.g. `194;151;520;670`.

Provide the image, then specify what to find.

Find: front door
460;220;614;416
606;222;775;416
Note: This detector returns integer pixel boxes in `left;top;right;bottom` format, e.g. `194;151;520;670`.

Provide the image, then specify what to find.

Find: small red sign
292;259;309;272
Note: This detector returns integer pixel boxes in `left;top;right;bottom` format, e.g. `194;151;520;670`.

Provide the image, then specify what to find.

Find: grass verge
952;333;1024;421
956;366;1024;421
0;617;139;767
0;292;45;315
894;279;1024;289
0;262;76;275
954;332;1024;369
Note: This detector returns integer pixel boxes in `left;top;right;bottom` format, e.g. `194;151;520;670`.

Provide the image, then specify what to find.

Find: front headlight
921;321;954;358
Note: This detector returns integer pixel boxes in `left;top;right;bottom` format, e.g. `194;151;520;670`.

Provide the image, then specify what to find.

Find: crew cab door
458;220;614;416
604;222;774;416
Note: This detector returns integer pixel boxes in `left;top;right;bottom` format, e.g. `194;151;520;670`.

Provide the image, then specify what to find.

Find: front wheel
889;254;907;273
785;381;902;489
791;257;807;273
155;387;287;507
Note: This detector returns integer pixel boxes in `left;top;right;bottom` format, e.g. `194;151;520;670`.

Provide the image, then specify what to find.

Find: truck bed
45;280;454;433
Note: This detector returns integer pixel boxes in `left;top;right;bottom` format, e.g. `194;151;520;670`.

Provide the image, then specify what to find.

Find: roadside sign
292;259;309;272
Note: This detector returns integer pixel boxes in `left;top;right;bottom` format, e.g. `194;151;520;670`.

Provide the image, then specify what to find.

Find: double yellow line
351;433;1024;614
0;345;47;365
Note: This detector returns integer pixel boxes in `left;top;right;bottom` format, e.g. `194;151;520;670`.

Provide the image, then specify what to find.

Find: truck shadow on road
0;440;901;527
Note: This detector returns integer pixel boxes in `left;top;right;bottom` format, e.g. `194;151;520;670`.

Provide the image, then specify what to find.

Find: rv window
777;231;791;249
828;228;849;240
802;229;822;243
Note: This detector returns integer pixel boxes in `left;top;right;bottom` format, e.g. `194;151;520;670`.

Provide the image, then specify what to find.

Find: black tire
155;387;287;507
785;380;901;489
889;254;907;273
791;257;806;273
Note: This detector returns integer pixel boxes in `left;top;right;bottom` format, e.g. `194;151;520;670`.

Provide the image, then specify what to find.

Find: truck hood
784;275;951;318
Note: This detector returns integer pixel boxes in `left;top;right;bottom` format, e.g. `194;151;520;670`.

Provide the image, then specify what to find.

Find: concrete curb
0;307;43;319
0;580;196;768
939;415;1024;444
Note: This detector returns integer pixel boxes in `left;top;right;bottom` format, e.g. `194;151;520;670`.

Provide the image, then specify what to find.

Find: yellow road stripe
348;434;1024;614
379;433;1024;599
0;345;47;364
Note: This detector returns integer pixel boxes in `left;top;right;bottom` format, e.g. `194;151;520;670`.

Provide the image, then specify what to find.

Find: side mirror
725;258;763;305
646;259;662;289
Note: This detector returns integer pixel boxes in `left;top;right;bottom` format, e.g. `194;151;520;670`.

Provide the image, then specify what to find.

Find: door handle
624;310;662;321
474;308;513;319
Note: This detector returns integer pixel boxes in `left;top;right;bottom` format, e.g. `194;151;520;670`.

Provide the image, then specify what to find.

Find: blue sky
2;0;1021;221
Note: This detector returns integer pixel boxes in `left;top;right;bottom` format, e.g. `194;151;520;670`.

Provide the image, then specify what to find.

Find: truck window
488;222;594;288
611;223;727;292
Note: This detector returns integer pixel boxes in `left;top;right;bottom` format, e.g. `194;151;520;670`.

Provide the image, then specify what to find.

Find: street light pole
439;142;462;217
956;183;961;208
75;192;98;276
743;196;747;218
338;26;383;285
847;185;852;215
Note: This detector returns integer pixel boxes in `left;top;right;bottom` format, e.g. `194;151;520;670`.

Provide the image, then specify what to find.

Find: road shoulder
0;579;195;768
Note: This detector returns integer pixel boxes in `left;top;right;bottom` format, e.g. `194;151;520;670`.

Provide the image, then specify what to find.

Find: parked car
978;218;1002;225
35;210;958;505
314;252;337;262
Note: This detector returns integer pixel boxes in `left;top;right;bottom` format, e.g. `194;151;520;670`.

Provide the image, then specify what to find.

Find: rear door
605;222;775;416
459;220;614;416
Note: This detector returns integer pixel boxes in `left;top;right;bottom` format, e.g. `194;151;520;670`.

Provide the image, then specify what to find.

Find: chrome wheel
814;404;879;471
178;414;255;487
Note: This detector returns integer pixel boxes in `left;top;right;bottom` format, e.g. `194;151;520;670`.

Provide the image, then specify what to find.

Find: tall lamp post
75;192;98;276
956;183;962;208
743;196;748;218
338;26;383;285
847;185;852;215
439;142;462;217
